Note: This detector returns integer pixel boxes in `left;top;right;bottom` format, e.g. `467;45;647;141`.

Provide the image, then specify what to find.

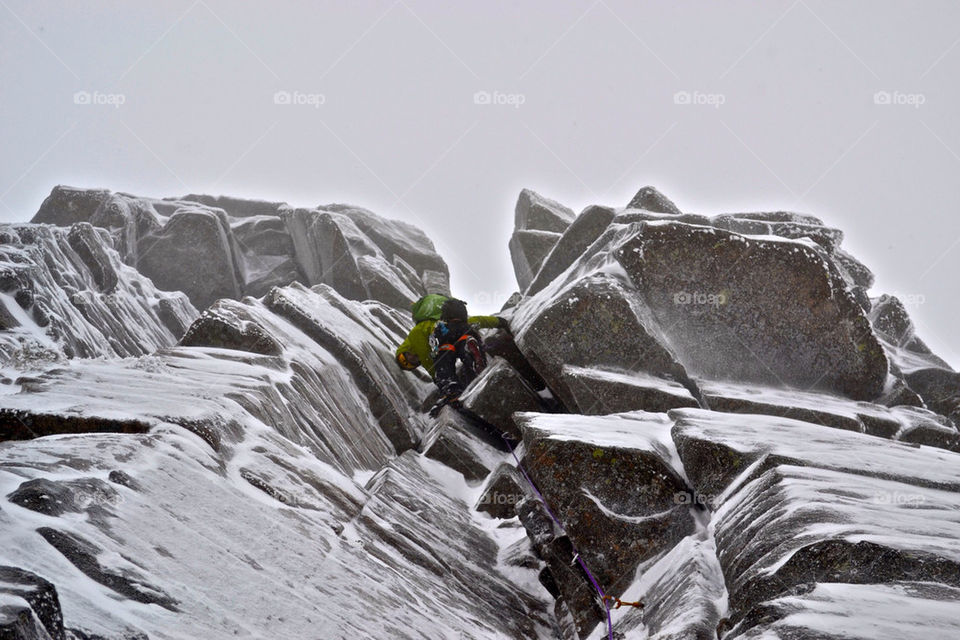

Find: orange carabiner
602;595;644;610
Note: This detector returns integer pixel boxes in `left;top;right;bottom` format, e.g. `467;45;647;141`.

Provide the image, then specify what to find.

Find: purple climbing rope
500;434;615;640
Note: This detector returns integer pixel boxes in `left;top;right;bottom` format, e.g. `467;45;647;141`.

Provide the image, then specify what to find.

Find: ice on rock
0;280;554;638
562;365;699;415
0;222;197;366
3;183;960;640
715;464;960;628
509;189;576;291
525;204;617;296
30;186;450;312
727;582;960;639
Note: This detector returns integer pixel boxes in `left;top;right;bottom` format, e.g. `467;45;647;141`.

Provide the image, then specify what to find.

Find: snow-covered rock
4;182;960;640
715;464;960;627
625;186;681;214
516;411;695;636
418;404;505;482
613;221;888;400
0;282;554;639
671;408;960;498
32;186;449;311
0;222;196;368
460;359;545;439
726;581;960;639
611;537;725;640
698;380;902;438
510;189;575;290
561;366;699;415
525;205;617;296
516;272;694;411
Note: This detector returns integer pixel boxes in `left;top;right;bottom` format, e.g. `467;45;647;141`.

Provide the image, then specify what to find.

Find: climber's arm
468;315;506;330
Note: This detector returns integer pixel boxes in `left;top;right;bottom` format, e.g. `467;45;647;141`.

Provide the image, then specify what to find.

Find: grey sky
2;1;958;366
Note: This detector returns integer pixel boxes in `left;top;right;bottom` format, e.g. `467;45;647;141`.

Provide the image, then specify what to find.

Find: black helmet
441;298;468;321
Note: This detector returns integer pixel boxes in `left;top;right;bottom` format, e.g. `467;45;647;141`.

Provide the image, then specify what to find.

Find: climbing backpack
411;294;449;323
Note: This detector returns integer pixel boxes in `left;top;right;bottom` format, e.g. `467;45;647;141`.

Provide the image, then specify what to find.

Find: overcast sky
1;0;958;366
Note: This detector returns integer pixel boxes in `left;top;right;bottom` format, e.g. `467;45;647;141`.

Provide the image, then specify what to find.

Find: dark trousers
433;320;480;396
434;329;546;396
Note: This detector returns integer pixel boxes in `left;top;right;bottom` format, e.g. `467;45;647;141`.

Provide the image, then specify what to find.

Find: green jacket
396;315;501;378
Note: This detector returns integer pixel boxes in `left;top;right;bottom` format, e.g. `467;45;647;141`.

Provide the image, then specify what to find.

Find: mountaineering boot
428;393;462;418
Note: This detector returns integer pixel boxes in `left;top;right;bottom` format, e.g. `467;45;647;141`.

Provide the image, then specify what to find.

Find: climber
431;297;492;399
396;294;507;399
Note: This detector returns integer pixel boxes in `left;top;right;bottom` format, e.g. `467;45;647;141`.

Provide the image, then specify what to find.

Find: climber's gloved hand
397;351;420;370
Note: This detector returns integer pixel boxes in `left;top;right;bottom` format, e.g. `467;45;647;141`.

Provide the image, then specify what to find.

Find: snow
743;582;960;639
713;464;960;577
671;408;960;492
0;280;554;639
565;365;696;399
0;223;198;364
517;410;675;455
698;379;899;431
5;187;960;639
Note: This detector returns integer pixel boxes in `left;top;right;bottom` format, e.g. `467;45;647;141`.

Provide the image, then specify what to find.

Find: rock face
625;185;681;213
715;464;960;625
0;280;553;639
525;205;616;296
510;189;575;290
510;229;562;292
614;221;887;400
561;365;699;415
459;360;545;438
32;186;450;311
510;188;891;403
0;566;64;640
0;222;197;365
516;272;695;410
3;182;959;640
517;412;696;636
494;184;960;638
